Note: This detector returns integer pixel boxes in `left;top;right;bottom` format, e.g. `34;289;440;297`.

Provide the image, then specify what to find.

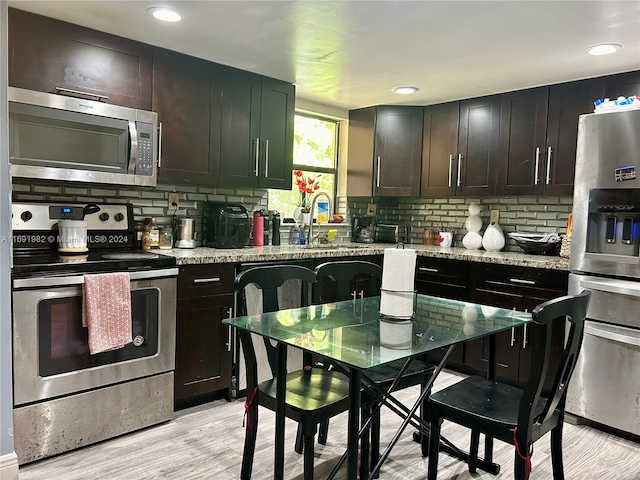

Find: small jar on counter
159;227;173;250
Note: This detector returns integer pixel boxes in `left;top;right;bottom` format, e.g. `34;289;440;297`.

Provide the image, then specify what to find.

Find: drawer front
178;264;235;298
416;257;468;285
468;263;567;298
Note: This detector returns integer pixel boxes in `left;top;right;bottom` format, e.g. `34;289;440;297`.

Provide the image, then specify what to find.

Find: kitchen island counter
158;244;569;271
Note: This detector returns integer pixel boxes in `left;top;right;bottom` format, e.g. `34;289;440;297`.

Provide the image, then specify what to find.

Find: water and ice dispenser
586;188;640;257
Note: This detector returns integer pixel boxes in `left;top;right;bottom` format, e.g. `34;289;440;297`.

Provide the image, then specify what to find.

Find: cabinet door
544;78;604;196
374;106;423;196
9;8;152;110
457;96;500;196
153;48;222;186
421;102;460;196
219;68;262;187
175;294;233;409
497;88;549;196
258;77;295;189
346;107;376;196
604;70;640;99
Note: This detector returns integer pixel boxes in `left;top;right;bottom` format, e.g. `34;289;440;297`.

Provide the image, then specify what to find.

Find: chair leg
514;449;528;480
468;430;480;473
318;420;329;445
369;400;381;478
551;424;566;480
420;380;431;457
295;423;303;454
240;402;259;480
360;394;372;480
302;421;317;480
427;412;442;480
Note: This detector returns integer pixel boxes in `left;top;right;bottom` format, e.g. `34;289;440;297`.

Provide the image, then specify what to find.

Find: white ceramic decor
482;222;506;252
462;203;483;250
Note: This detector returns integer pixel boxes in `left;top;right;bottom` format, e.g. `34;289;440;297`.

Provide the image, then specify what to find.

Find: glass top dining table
224;294;532;479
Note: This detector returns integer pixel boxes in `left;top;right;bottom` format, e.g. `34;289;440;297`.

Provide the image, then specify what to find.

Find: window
268;113;339;219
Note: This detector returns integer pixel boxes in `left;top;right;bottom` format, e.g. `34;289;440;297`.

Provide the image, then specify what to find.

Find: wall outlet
168;193;179;210
367;203;377;216
490;209;500;224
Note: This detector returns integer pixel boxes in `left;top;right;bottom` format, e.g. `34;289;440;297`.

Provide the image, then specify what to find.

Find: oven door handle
579;278;640;298
13;268;179;289
585;323;640;348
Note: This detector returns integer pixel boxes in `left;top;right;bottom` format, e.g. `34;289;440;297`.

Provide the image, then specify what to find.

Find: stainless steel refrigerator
567;107;640;437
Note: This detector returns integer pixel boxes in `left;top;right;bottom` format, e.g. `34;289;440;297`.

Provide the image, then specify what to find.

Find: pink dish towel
82;272;133;355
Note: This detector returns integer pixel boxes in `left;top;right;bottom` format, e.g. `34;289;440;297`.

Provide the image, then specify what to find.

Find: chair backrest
517;289;591;437
234;265;317;390
313;260;382;303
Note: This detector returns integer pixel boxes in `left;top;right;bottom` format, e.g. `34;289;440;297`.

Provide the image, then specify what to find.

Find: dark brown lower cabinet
414;257;467;369
175;264;235;410
464;263;568;388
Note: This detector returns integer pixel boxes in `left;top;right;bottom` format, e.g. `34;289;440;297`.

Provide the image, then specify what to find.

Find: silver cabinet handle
227;307;233;352
448;154;453;187
352;291;357;300
376;156;381;188
359;290;364;299
546;146;552;184
534;147;540;185
510;327;516;347
509;278;536;285
419;267;439;273
522;323;528;348
193;277;222;284
157;121;163;168
254;137;260;176
457;154;462;187
264;139;269;177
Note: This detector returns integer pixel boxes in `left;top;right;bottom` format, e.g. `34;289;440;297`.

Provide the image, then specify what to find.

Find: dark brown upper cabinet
497;87;549;196
153;48;222;186
457;96;500;196
347;106;423;197
604;70;640;99
8;8;152;110
421;102;460;197
219;68;295;190
544;78;604;196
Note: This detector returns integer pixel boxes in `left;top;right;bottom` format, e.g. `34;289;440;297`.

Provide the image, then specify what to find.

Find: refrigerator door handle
585;323;640;348
579;278;640;298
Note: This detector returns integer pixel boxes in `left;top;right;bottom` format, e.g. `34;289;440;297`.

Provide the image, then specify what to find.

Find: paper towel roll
379;318;413;349
379;290;414;318
381;248;417;292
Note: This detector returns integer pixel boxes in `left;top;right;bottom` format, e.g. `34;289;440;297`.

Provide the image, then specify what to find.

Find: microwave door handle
128;120;138;174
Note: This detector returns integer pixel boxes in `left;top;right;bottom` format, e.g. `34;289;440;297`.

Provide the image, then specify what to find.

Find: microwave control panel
135;122;154;177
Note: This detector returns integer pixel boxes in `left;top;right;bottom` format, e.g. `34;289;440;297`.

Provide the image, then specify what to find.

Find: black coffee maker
352;216;376;243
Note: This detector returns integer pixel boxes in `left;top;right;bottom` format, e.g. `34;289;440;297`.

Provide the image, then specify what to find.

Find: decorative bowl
508;233;562;255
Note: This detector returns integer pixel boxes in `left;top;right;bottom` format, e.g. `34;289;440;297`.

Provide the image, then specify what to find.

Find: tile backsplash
11;179;573;252
347;196;573;252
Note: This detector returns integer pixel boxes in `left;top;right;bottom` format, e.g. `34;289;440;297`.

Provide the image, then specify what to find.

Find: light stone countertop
157;243;570;271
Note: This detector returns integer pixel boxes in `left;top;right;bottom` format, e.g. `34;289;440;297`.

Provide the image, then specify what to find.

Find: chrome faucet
308;192;333;245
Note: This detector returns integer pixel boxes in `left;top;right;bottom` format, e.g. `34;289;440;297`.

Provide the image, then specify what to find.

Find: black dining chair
426;290;591;480
234;265;351;480
313;260;435;477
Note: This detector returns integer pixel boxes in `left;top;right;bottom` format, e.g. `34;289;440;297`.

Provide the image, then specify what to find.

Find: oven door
12;268;177;406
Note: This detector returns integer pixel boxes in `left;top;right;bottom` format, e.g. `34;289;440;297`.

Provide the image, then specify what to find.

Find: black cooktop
11;249;177;278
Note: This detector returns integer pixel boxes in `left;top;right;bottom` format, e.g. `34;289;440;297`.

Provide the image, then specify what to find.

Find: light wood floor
18;371;640;480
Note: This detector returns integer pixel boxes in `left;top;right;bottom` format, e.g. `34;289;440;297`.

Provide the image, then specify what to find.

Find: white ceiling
8;1;640;112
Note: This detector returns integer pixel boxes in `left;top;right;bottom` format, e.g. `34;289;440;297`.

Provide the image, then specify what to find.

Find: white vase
293;207;311;225
482;222;505;252
463;202;483;250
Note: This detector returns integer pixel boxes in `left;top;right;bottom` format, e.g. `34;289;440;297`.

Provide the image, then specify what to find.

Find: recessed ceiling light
147;7;185;22
393;86;419;95
586;43;622;56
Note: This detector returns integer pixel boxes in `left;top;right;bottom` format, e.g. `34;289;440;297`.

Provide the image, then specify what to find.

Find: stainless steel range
567;108;640;438
11;202;178;464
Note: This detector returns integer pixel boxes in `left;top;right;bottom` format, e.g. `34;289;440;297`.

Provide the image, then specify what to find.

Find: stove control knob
114;213;125;222
99;212;110;222
21;211;33;222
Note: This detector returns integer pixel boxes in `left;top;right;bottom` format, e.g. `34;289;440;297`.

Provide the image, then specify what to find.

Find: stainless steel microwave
8;87;158;186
